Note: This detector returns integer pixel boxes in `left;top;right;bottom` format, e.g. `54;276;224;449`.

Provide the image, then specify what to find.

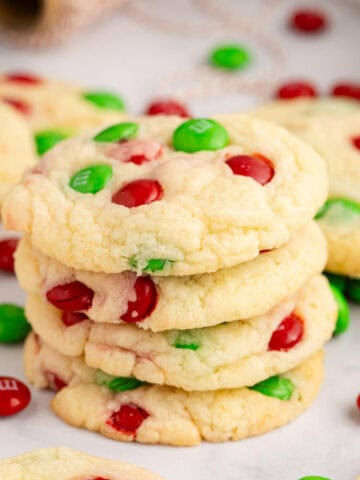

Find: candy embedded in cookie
120;276;158;323
172;118;229;152
107;404;150;436
249;375;295;400
46;282;94;312
268;312;303;351
82;91;125;111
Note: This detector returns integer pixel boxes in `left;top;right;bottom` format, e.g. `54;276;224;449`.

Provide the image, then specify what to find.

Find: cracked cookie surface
24;335;324;446
24;275;336;390
16;221;326;331
3;114;327;276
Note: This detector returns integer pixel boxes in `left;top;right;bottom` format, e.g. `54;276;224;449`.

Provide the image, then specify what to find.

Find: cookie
0;447;163;479
0;102;37;206
0;72;126;132
24;334;323;446
251;98;360;277
250;97;359;131
16;221;327;331
24;275;336;390
316;200;360;278
3;114;327;276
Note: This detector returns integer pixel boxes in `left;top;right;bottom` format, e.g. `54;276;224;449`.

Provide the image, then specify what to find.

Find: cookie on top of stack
251;97;360;305
3;114;337;446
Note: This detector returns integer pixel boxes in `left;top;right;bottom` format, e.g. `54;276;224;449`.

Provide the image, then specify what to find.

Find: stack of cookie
3;114;337;446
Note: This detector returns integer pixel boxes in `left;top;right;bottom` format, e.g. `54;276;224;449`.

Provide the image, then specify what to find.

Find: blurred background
0;0;359;115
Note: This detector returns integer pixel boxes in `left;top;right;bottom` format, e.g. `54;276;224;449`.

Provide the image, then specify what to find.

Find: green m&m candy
94;122;139;143
209;43;252;71
69;164;113;194
144;258;172;273
35;129;69;155
330;284;350;336
173;118;229;153
346;277;360;303
95;370;143;392
0;304;31;343
172;331;200;351
324;272;346;292
129;256;172;273
250;375;295;400
315;197;360;221
83;91;125;111
298;477;332;480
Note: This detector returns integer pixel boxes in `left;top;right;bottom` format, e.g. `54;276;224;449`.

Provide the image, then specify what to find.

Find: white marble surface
0;0;360;478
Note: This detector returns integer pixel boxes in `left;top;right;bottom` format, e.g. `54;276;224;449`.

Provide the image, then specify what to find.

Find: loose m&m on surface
0;376;31;416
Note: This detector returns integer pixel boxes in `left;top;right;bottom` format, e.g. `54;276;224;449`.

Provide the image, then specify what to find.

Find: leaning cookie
0;447;163;480
15;222;327;331
0;103;37;207
251;98;360;279
3;114;327;276
24;275;336;390
24;334;324;446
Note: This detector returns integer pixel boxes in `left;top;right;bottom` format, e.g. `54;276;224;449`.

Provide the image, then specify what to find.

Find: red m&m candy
226;154;274;185
290;9;327;34
107;140;162;165
356;394;360;411
0;376;31;416
45;371;68;391
2;97;31;116
331;83;360;101
268;312;304;351
107;403;149;435
88;478;110;480
61;311;88;327
121;276;158;323
276;81;318;99
351;136;360;151
145;99;190;117
4;72;42;85
0;238;19;273
112;179;163;208
46;281;94;311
